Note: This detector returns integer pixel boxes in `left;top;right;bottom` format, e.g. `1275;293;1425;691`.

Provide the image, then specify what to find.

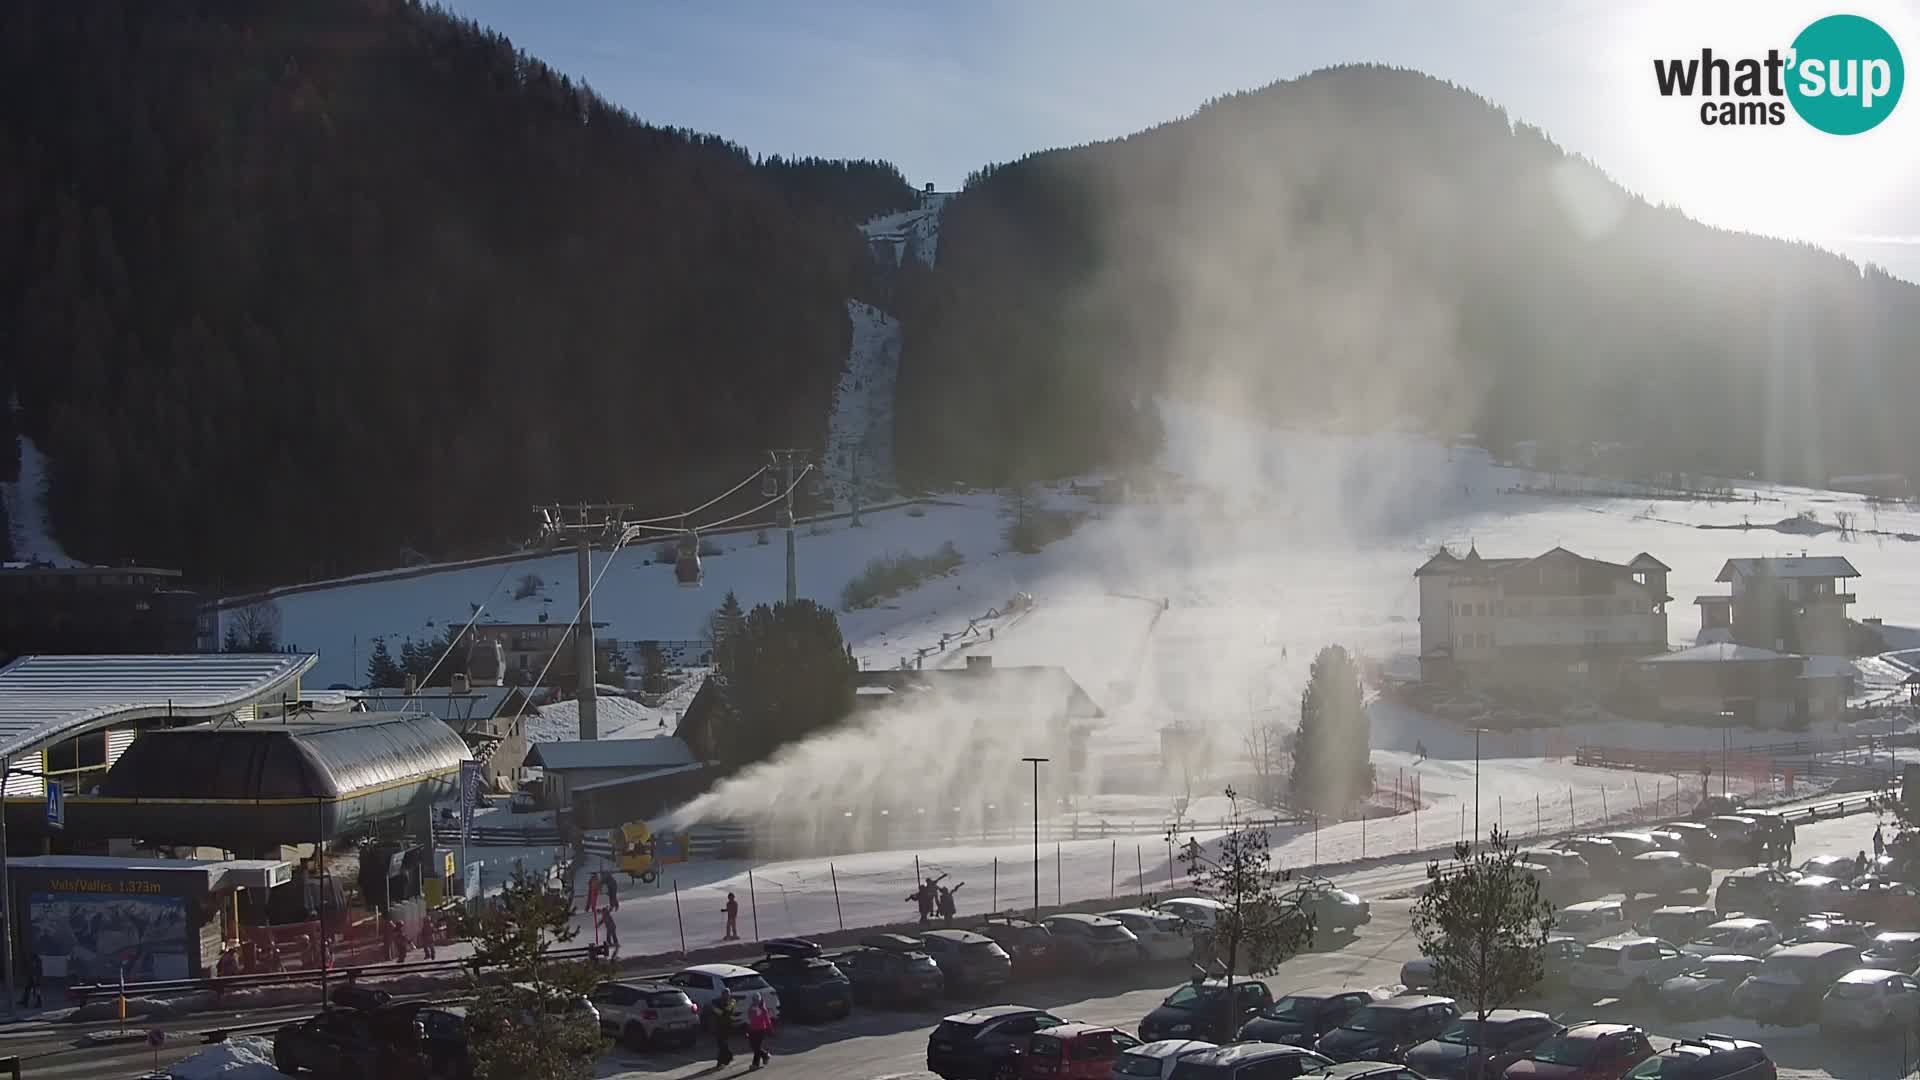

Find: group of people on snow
908;874;963;924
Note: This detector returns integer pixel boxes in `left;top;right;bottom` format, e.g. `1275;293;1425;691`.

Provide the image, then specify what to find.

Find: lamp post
1472;727;1484;847
1022;757;1049;913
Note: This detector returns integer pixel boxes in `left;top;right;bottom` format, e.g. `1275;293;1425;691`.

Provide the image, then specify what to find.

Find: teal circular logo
1787;14;1904;134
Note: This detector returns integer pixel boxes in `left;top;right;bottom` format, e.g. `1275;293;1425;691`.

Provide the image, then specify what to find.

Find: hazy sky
444;0;1920;282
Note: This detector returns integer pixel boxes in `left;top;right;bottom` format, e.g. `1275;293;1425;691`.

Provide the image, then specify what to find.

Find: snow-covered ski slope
2;408;78;566
253;402;1920;742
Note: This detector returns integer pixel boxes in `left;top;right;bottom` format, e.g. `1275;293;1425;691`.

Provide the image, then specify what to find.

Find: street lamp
1471;727;1485;847
1022;757;1049;912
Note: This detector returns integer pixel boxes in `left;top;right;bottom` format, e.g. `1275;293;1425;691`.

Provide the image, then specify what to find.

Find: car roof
982;916;1043;928
684;963;760;977
863;933;927;950
1693;954;1761;967
600;979;677;991
1662;1035;1763;1056
1804;854;1852;865
1278;986;1365;1001
1872;931;1920;943
1368;995;1453;1010
1603;831;1657;841
1838;967;1905;984
1653;906;1713;915
921;929;993;944
1565;900;1623;912
1182;1042;1324;1066
1476;1009;1552;1022
1770;941;1859;958
1589;935;1658;947
1104;908;1169;920
1634;850;1682;861
942;1005;1047;1023
1129;1039;1220;1059
1795;875;1842;887
1726;866;1779;878
1560;1022;1639;1040
1706;918;1772;930
1161;896;1225;907
1047;912;1119;926
1318;1062;1412;1079
1033;1023;1122;1040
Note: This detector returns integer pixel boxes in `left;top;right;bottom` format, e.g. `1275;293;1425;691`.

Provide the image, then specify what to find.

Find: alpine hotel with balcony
1415;546;1672;691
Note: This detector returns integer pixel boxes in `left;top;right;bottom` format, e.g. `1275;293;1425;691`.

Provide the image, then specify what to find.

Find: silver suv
588;981;699;1050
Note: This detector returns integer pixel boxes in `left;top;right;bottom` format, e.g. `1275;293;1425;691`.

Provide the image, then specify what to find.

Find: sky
443;0;1920;282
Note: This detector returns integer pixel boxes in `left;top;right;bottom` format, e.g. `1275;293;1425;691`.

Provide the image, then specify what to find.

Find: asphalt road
19;807;1901;1079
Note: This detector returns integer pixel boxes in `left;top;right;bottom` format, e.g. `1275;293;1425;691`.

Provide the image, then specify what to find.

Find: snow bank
166;1036;280;1079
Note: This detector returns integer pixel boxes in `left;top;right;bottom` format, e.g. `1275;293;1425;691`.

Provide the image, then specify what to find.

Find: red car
1503;1022;1652;1080
1018;1023;1143;1079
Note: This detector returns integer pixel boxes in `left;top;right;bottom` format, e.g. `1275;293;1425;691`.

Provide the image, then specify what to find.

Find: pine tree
366;638;403;689
722;599;858;768
1290;645;1372;815
709;591;746;675
1412;829;1557;1058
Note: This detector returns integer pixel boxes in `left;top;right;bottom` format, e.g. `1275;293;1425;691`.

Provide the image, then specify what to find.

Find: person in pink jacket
746;996;774;1068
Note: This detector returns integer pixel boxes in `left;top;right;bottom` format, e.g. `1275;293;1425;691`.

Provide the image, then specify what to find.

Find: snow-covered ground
2;407;77;565
861;193;951;269
166;1035;280;1079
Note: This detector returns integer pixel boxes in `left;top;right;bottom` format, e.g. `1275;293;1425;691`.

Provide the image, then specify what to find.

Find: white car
1557;900;1628;943
1105;908;1194;963
1157;897;1224;930
1110;1038;1220;1078
1680;918;1782;959
1624;851;1712;898
1518;848;1592;891
666;964;781;1027
588;980;700;1050
1569;936;1693;1000
1643;906;1718;946
1821;968;1920;1035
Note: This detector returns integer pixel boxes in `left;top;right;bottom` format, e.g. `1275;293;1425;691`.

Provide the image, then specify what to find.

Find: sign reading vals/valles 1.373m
1653;13;1904;132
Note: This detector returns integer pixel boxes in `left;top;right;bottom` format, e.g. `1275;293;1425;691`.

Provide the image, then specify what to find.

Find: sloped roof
101;711;471;800
0;653;316;762
525;735;697;772
1717;557;1859;582
1628;553;1672;572
354;686;517;726
1641;643;1793;665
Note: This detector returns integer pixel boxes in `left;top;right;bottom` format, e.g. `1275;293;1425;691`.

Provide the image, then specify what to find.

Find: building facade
1696;556;1859;658
1416;546;1670;690
0;563;208;662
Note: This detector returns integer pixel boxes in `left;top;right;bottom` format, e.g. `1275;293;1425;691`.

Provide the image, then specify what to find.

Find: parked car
1535;938;1585;996
928;1006;1069;1080
980;916;1060;978
1860;931;1920;973
1314;1064;1428;1080
1784;912;1876;948
1693;795;1748;820
1237;988;1386;1048
1799;854;1866;883
917;930;1014;995
1558;901;1629;943
1778;876;1853;919
1678;919;1781;959
274;1008;415;1079
505;982;600;1035
839;943;945;1006
751;939;853;1021
1501;1022;1654;1080
1157;897;1225;932
1314;996;1459;1063
1400;957;1441;992
1518;849;1593;894
1622;1034;1773;1080
1553;838;1628;883
588;980;700;1049
1165;1042;1332;1080
1820;967;1920;1035
1017;1023;1145;1080
1648;823;1719;862
666;963;781;1027
1623;852;1711;899
1569;937;1693;1001
1643;907;1718;946
1112;1039;1219;1080
1706;816;1760;851
1714;867;1793;918
416;1005;472;1080
1044;914;1141;969
1657;954;1764;1018
1106;908;1197;964
1402;1010;1560;1080
1731;941;1863;1024
1841;880;1920;927
1139;979;1274;1043
1600;832;1663;858
1284;882;1371;935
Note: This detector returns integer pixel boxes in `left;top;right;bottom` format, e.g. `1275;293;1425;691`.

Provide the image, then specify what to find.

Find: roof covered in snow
1717;557;1860;582
525;735;696;773
1641;642;1793;665
0;653;316;761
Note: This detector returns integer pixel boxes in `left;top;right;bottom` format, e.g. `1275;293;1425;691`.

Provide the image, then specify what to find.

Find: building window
1549;599;1570;615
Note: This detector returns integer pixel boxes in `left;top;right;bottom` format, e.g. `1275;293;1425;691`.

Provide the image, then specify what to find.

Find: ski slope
1;416;77;566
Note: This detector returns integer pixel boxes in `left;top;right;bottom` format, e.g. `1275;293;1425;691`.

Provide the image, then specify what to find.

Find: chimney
405;673;418;696
451;672;471;695
966;655;994;672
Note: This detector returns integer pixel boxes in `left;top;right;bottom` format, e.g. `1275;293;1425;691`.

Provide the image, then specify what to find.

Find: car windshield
1696;927;1749;947
933;1020;982;1043
1627;1053;1692;1080
1562;909;1610;930
1757;955;1813;984
1342;1006;1405;1033
1165;985;1218;1009
1829;981;1880;1000
725;975;771;992
1028;1035;1064;1059
1530;1036;1595;1066
1170;1064;1232;1080
1091;923;1133;941
1581;945;1622;965
648;991;693;1007
999;925;1050;945
966;941;1008;958
1115;1052;1165;1078
1263;995;1323;1020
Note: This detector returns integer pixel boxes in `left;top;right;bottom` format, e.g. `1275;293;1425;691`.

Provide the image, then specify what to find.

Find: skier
908;882;931;925
1858;850;1871;877
937;883;963;924
712;990;737;1067
1875;825;1886;861
723;893;741;941
747;994;774;1068
598;907;621;956
1415;740;1428;763
603;870;620;912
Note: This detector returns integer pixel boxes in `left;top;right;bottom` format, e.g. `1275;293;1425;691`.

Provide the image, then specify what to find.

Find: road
18;807;1898;1079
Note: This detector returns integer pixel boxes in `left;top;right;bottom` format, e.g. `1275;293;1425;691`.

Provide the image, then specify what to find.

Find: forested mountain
893;65;1920;490
0;1;910;587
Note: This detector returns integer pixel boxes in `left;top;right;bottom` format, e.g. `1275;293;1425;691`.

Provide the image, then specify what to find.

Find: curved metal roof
0;653;316;761
100;712;471;801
